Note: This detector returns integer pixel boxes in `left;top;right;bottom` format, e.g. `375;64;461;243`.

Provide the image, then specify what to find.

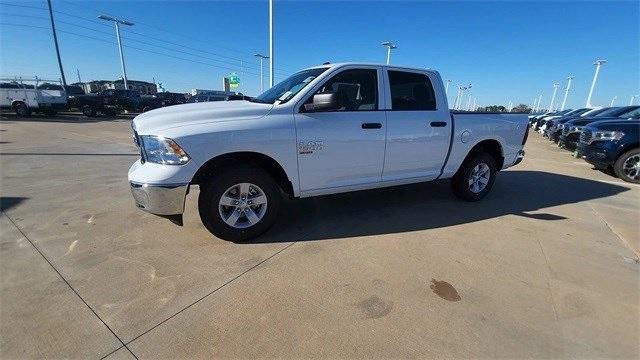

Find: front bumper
577;141;620;169
512;150;525;166
130;182;188;215
559;133;579;150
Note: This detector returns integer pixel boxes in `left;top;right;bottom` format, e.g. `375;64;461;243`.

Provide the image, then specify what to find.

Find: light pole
560;75;573;111
98;15;134;90
445;79;451;95
630;95;639;105
548;83;560;112
610;96;617;107
254;54;269;93
453;86;462;110
381;41;397;64
472;97;477;111
507;101;513;112
586;59;606;107
269;0;274;88
536;93;543;112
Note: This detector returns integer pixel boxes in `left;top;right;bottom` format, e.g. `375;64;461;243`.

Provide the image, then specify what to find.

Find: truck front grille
580;129;592;144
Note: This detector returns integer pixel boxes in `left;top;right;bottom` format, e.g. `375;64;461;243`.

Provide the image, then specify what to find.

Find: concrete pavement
1;114;638;358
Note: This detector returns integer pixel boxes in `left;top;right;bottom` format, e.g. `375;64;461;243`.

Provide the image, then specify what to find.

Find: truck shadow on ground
247;170;630;243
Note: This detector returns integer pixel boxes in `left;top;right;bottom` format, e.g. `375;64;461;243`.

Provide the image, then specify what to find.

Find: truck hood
132;100;273;134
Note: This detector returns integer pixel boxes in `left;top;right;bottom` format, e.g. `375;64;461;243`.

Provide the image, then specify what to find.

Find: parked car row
2;79;251;118
529;106;640;183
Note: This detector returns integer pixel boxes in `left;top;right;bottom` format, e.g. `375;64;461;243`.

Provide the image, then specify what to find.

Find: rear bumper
130;182;188;215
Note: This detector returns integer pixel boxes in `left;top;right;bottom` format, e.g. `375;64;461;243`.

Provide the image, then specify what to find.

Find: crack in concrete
1;211;139;360
588;203;639;259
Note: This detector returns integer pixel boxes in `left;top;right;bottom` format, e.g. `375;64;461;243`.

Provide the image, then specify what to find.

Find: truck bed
440;112;529;178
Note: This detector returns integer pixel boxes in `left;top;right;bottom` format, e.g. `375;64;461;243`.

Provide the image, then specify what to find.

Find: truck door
382;69;451;181
294;67;386;192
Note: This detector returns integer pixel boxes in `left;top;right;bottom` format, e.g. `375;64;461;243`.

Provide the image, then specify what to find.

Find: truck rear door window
388;71;436;111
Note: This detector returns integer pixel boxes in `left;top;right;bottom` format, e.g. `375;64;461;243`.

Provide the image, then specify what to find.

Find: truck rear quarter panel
441;113;528;178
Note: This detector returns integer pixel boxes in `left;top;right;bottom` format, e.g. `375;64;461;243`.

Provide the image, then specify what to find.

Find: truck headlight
592;130;624;142
140;135;190;165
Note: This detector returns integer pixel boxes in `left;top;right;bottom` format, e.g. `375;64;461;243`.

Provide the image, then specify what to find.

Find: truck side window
388;71;436;111
308;69;378;111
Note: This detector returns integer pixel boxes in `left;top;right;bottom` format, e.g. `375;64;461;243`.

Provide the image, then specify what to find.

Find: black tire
451;153;498;202
613;148;640;184
14;102;30;117
198;165;281;241
82;105;96;117
102;109;117;116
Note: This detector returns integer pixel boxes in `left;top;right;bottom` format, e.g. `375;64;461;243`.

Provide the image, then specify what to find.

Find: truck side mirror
303;92;343;112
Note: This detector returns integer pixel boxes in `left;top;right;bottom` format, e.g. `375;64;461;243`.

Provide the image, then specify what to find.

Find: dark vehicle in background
533;109;573;131
539;108;589;136
154;92;188;107
70;89;162;116
559;106;640;151
578;120;640;183
186;93;251;103
545;107;608;142
530;109;572;131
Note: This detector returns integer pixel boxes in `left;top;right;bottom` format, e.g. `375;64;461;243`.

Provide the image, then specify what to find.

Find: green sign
228;72;240;88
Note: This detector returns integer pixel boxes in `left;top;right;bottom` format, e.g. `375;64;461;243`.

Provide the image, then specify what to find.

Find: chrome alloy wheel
622;154;640;181
468;163;491;193
218;183;268;229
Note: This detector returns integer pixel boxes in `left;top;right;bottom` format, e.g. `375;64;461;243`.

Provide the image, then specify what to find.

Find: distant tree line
471;104;532;113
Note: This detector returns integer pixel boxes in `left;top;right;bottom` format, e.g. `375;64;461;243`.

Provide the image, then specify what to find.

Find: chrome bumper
130;182;188;215
512;150;525;166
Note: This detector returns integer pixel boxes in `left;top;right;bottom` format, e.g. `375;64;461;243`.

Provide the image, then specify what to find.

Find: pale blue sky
1;0;638;108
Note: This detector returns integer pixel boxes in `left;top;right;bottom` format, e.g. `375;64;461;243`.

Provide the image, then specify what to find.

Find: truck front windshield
253;67;328;104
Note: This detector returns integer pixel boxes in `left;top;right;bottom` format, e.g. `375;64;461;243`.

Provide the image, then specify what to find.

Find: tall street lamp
381;41;397;64
630;95;639;105
98;15;134;90
254;54;269;93
548;83;560;112
610;96;617;107
445;79;451;95
560;75;573;111
585;59;606;107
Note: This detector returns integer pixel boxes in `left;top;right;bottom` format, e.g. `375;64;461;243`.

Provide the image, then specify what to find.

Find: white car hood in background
133;100;273;134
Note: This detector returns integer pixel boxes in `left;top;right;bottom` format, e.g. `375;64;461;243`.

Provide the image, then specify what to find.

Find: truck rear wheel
614;148;640;183
198;166;281;241
14;102;31;117
451;153;497;201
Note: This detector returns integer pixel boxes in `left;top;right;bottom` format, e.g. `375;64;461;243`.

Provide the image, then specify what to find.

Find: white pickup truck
129;63;528;240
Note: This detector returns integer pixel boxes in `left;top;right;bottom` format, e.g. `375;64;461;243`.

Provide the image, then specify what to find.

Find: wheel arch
191;151;295;197
460;139;505;171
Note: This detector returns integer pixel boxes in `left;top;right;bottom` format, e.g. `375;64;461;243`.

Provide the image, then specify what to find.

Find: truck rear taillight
522;124;530;145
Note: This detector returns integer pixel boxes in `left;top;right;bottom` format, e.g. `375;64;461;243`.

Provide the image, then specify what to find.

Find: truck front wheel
198;166;281;241
451;153;497;201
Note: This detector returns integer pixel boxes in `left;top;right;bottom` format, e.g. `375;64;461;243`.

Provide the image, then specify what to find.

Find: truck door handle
430;121;447;127
362;122;382;129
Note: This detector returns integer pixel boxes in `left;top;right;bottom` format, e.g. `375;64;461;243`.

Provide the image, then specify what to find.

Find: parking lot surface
1;113;639;358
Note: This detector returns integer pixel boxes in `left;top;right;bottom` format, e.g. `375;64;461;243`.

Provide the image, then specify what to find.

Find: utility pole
548;83;560;112
98;15;134;90
381;41;397;64
560;75;573;111
254;53;269;93
269;0;274;88
46;0;67;87
586;59;606;107
610;96;617;107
